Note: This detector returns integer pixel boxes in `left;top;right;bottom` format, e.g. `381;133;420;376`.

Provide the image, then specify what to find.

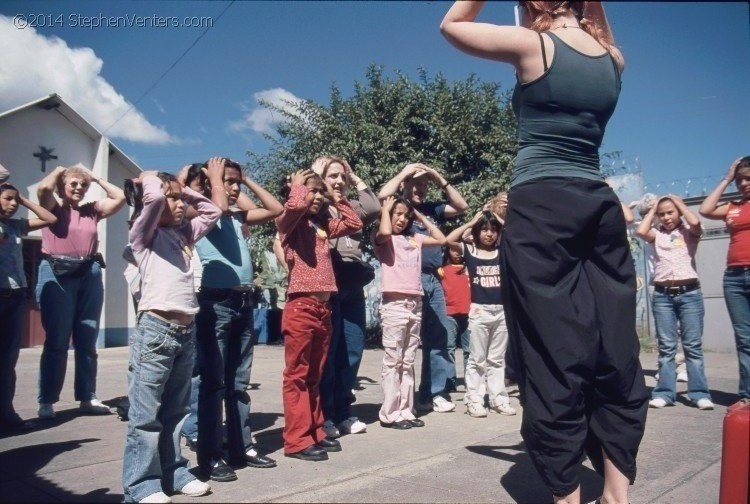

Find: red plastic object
719;399;750;504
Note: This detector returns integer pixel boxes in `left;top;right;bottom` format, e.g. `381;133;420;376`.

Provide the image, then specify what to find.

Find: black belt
726;265;750;273
42;253;94;260
654;282;700;295
0;288;26;298
199;287;253;301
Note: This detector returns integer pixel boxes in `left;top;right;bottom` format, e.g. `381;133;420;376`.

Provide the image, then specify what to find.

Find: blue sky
1;1;748;196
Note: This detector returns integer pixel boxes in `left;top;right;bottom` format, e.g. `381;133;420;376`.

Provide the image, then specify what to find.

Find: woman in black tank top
441;3;648;504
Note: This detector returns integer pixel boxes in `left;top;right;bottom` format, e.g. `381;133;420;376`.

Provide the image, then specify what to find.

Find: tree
245;64;519;265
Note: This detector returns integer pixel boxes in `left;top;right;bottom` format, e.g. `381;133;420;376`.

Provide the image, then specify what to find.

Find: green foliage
245;64;519;268
253;249;287;309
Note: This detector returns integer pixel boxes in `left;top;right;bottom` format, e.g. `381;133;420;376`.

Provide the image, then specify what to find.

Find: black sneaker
284;445;328;461
379;420;412;430
406;418;425;428
228;448;277;468
200;458;237;482
315;437;342;452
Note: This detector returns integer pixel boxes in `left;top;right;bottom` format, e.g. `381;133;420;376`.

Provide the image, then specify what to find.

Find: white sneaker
38;403;55;419
649;397;668;409
432;396;456;413
696;398;715;410
677;372;688;383
177;479;210;497
322;419;341;438
465;403;487;418
490;403;517;416
80;398;112;415
338;417;367;434
140;492;172;503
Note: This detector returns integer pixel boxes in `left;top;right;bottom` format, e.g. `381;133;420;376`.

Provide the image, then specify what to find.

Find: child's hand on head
176;165;192;186
382;195;396;212
291;169;313;187
204;157;225;181
667;194;684;205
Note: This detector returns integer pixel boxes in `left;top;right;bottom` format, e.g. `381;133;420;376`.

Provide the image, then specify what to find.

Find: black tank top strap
538;32;548;71
608;51;622;88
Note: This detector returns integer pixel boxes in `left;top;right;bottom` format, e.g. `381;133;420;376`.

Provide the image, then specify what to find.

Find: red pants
281;294;332;453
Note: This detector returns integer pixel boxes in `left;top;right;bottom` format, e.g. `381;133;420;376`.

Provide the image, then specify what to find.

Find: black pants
500;177;648;497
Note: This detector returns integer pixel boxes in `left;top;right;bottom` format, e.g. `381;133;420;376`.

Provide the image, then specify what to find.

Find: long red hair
522;1;614;52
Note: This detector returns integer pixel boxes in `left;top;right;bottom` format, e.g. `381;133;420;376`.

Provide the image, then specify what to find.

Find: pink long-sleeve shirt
129;176;221;315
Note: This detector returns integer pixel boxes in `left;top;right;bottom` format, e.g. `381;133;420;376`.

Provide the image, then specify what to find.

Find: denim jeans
195;288;255;465
418;273;452;403
379;295;422;424
122;312;195;502
652;289;711;403
180;331;200;442
446;313;470;389
0;290;27;422
36;259;104;403
320;287;367;424
723;268;750;399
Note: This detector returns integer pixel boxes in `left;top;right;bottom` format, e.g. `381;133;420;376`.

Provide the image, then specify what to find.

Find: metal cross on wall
33;146;58;173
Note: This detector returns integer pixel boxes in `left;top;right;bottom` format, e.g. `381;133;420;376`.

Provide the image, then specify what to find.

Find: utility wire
102;1;235;135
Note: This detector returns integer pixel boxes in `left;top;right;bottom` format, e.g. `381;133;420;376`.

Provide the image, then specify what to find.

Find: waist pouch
44;253;106;277
333;259;375;290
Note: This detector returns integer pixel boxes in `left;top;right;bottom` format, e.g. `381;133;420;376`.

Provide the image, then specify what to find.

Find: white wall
688;198;735;353
0;104;139;348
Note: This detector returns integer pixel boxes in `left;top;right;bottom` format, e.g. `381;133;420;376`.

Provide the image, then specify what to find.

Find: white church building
0;94;141;348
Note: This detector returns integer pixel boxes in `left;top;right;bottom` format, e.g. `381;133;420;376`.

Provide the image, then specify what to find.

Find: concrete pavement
0;345;742;503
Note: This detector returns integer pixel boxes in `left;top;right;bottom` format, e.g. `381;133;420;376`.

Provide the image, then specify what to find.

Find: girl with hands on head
274;165;362;461
635;194;713;412
122;169;221;502
372;195;446;430
699;156;750;401
446;209;515;418
379;162;468;415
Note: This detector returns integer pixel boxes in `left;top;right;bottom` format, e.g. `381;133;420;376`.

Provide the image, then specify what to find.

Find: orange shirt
440;264;471;316
725;201;750;266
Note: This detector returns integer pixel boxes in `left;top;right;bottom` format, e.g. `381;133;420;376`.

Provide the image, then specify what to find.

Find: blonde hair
56;164;92;197
311;156;352;188
522;1;615;52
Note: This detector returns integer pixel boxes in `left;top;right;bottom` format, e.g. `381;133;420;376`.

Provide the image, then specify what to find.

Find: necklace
552;22;583;30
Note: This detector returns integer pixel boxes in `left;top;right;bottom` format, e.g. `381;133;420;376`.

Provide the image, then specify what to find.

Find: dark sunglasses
68;181;90;189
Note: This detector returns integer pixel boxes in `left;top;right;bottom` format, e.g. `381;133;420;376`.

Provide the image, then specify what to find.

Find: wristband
440;181;450;190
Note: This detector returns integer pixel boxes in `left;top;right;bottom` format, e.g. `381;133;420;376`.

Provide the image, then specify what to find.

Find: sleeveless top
511;31;621;188
462;244;502;305
725;201;750;266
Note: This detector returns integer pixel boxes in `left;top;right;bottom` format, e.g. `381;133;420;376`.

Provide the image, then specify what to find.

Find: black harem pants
499;177;649;497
